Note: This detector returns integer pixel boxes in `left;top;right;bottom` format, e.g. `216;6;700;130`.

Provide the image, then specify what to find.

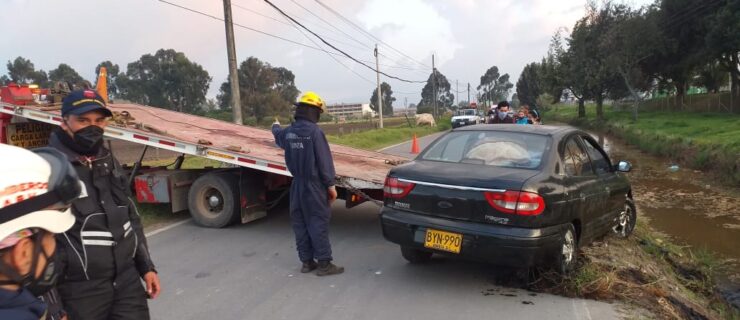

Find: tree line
2;49;519;121
515;0;740;120
0;50;300;123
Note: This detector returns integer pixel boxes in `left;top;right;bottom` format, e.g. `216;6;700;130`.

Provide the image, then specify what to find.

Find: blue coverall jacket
272;119;336;262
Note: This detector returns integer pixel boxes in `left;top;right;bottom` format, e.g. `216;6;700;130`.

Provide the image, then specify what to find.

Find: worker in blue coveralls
272;91;344;276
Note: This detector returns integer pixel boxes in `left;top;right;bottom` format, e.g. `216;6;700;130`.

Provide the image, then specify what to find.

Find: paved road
146;129;620;320
377;131;447;158
147;203;618;320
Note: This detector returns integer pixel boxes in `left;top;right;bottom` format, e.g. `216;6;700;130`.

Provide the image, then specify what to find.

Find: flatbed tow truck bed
1;100;408;227
1;102;406;189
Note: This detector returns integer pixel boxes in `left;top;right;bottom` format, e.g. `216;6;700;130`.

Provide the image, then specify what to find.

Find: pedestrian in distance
272;91;344;276
491;101;515;124
47;90;160;320
515;108;532;125
521;104;541;125
486;105;497;124
0;144;81;320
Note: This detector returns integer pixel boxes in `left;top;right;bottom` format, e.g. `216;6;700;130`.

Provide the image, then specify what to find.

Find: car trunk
385;160;540;226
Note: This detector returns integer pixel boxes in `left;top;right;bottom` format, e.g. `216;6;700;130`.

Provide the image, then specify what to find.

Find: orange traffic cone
410;134;420;154
95;67;108;105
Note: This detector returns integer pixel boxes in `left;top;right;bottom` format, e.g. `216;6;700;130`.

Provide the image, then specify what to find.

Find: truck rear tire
188;172;240;228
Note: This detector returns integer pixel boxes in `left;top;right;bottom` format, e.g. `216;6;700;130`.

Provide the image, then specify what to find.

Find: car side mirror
616;161;632;172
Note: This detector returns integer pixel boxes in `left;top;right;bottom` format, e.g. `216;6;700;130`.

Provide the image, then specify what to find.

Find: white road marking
145;219;191;237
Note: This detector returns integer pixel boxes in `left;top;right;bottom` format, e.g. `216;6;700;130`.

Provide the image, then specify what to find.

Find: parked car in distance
451;108;483;128
380;124;635;273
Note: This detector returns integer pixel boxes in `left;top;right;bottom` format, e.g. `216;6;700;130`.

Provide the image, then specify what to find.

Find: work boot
301;260;318;273
316;260;344;276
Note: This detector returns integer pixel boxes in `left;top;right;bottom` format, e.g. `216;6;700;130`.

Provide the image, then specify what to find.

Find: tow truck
0;70;404;228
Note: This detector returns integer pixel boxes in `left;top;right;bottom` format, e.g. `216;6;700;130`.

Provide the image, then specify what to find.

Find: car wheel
401;246;432;264
613;198;637;238
553;223;578;274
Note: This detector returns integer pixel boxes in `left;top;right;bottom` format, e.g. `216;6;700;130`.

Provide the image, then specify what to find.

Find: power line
263;0;427;84
233;2;428;73
231;2;371;53
282;0;430;73
286;0;374;51
314;0;431;69
282;10;377;86
156;0;429;73
288;0;428;72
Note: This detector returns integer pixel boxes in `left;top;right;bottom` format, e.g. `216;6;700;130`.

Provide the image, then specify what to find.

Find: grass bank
326;116;451;150
532;219;739;319
545;104;740;186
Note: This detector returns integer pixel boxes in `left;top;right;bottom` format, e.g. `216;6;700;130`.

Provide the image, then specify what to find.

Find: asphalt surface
147;205;618;320
377;130;447;158
146;128;621;320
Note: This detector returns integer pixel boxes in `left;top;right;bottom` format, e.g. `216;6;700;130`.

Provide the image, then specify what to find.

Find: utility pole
467;82;470;105
455;79;459;107
223;0;242;125
375;44;383;128
432;54;437;119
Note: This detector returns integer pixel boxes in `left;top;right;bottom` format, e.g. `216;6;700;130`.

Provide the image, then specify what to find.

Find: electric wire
156;0;429;73
314;0;431;69
289;0;429;72
282;10;377;86
231;2;371;52
286;0;373;51
263;0;427;83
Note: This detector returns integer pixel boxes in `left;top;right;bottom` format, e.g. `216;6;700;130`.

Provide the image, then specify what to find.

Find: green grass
136;202;188;230
138;156;224;169
545;104;740;185
326;116;451;150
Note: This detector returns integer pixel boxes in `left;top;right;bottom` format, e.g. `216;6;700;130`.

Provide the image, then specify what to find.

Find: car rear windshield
420;131;550;169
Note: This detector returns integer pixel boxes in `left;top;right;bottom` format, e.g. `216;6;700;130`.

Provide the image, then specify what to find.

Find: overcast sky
1;0;652;108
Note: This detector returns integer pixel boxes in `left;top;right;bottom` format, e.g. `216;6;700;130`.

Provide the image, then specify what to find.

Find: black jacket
491;114;515;124
48;131;156;284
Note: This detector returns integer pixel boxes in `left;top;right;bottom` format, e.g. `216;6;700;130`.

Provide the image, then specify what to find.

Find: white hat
0;144;77;249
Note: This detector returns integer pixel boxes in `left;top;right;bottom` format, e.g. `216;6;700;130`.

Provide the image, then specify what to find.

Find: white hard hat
0;144;78;249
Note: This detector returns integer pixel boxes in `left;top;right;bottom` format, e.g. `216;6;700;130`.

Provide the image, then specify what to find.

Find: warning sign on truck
6;122;53;148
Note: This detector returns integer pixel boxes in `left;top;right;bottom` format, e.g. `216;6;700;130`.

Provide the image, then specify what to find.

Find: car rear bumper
380;208;566;267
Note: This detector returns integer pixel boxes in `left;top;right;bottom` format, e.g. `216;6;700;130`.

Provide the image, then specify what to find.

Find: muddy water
594;133;740;275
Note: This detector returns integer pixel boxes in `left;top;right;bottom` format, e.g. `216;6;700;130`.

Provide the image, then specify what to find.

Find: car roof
454;124;578;138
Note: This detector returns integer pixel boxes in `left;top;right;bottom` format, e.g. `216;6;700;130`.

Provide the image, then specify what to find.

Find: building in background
325;103;376;119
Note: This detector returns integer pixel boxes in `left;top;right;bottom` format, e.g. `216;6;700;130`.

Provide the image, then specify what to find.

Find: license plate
424;229;462;254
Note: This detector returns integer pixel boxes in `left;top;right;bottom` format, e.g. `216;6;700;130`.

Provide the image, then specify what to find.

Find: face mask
0;232;61;296
498;111;507;120
72;125;104;153
23;246;60;297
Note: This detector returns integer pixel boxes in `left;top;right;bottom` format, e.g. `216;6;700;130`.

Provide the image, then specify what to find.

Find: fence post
689;94;692;111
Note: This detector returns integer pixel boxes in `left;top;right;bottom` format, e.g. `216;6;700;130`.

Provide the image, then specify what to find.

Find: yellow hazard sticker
206;151;235;160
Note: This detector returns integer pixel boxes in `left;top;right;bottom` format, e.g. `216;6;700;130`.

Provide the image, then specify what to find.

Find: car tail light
383;177;415;199
484;190;545;216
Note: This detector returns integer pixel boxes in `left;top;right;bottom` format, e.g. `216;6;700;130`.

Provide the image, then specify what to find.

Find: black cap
61;90;112;117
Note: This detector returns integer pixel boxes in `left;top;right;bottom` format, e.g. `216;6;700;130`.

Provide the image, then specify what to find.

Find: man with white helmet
0;144;80;319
